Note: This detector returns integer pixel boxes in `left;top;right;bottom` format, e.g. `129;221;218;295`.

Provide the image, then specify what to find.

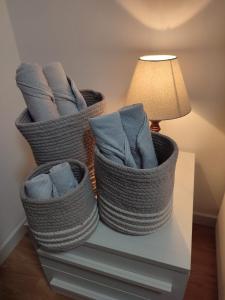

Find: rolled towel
119;104;158;169
49;162;78;197
16;63;59;121
69;77;87;111
43;62;87;115
89;112;137;168
25;174;55;200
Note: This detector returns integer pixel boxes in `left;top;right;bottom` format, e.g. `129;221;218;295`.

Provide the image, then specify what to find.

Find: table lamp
126;55;191;132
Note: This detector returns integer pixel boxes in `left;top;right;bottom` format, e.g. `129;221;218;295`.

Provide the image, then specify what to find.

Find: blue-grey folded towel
49;162;78;197
16;63;59;121
89;112;137;168
25;174;55;200
43;62;87;115
119;104;158;169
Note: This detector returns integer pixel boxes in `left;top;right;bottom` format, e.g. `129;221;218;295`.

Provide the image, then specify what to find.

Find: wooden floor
184;225;218;300
0;224;218;300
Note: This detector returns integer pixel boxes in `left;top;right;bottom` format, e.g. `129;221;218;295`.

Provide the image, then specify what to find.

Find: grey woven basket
95;132;178;235
15;90;105;187
20;159;99;252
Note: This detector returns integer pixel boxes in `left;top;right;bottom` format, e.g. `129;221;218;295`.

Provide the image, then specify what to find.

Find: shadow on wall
162;110;225;215
15;131;35;183
178;48;225;135
6;0;225;214
194;162;218;214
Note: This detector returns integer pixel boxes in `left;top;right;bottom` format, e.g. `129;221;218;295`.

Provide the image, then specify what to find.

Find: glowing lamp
127;55;191;131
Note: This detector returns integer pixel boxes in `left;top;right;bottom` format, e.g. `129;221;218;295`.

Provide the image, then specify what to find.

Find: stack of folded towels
89;103;158;169
16;62;87;121
25;162;78;200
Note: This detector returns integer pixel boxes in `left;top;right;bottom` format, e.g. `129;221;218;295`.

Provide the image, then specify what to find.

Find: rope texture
20;159;98;252
95;132;178;235
16;90;105;189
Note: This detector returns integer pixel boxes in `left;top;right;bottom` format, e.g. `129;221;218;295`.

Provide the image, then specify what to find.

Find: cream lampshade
126;55;191;132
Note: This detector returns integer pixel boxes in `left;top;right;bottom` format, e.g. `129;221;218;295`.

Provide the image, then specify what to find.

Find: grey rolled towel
49;162;78;197
119;104;158;169
16;63;59;121
89;112;137;168
25;174;55;200
43;62;87;115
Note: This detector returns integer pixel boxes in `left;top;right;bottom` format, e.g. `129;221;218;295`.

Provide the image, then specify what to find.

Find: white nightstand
38;151;195;300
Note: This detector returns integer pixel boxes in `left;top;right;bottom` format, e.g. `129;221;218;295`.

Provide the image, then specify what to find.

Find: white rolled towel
25;174;55;200
16;63;59;121
49;162;78;197
43;62;87;115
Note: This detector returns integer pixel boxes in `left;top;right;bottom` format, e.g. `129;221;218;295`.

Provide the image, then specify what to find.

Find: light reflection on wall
116;0;211;30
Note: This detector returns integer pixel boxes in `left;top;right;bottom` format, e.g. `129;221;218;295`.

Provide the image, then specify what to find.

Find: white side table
38;151;195;300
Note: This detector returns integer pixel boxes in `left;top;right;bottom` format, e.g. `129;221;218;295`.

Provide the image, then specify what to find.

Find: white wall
6;0;225;216
0;0;34;263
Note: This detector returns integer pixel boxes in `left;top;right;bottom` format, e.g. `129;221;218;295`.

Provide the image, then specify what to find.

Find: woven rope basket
15;90;105;187
95;132;178;235
20;159;99;252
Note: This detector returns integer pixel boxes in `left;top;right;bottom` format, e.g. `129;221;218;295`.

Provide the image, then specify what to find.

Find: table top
85;151;195;272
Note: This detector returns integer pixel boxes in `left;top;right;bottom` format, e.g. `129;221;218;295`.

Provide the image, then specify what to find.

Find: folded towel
25;174;54;200
89;112;137;168
119;104;158;169
49;162;78;197
16;63;59;121
43;62;87;115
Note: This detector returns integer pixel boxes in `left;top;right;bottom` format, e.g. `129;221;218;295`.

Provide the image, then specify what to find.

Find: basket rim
20;159;90;204
95;132;178;175
15;97;105;128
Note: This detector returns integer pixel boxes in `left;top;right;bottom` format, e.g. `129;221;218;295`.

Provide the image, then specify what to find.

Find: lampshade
126;55;191;121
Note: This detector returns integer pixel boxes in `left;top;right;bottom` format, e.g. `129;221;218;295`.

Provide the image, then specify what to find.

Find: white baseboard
0;217;27;265
193;212;217;228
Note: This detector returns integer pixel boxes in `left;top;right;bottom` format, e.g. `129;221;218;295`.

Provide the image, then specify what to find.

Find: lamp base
150;120;161;132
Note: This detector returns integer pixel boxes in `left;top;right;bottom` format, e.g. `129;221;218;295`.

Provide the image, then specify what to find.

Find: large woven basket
15;90;105;186
95;132;178;236
20;159;98;252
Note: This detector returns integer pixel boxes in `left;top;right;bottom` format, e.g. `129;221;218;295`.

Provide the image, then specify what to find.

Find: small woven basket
95;132;178;236
20;159;99;252
15;90;105;187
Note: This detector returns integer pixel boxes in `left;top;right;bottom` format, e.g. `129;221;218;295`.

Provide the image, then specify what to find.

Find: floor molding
0;217;26;265
193;212;217;228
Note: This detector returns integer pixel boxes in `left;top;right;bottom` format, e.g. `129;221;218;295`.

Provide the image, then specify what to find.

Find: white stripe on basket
100;208;172;235
39;215;99;249
99;196;172;224
35;208;99;243
31;204;98;238
100;195;173;218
